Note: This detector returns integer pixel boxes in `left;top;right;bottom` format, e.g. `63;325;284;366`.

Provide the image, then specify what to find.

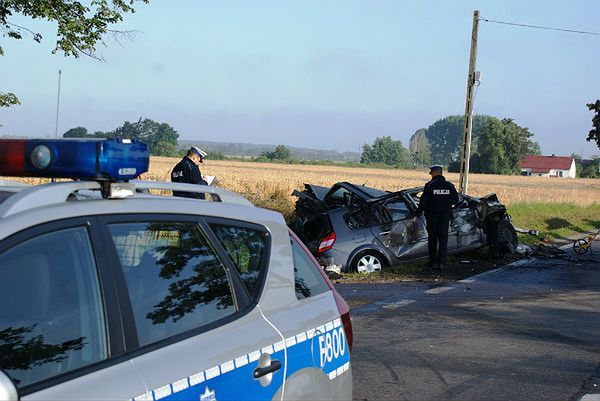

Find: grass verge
507;202;600;246
333;249;508;284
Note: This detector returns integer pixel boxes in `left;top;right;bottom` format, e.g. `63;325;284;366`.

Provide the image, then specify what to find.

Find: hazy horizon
1;1;599;157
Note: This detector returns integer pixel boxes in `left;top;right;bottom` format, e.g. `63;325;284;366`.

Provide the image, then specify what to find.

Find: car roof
336;182;416;203
330;182;389;200
0;180;282;232
349;184;389;198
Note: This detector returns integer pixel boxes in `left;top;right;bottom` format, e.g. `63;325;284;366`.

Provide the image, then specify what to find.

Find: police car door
0;217;146;401
100;215;285;401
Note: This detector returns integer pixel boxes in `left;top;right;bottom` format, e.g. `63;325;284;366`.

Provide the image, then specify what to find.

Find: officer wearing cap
415;165;459;270
171;146;208;199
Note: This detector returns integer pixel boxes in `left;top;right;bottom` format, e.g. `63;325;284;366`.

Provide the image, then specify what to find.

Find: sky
1;0;599;157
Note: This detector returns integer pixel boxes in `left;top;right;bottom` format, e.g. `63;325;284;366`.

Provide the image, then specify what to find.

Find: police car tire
350;250;386;273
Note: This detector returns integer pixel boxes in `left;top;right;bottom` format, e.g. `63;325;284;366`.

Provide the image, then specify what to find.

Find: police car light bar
0;138;149;181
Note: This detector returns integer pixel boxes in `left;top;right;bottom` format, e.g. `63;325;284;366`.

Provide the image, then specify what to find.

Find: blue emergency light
0;138;149;181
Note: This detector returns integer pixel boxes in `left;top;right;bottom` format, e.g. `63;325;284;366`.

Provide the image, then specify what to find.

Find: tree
360;136;411;167
586;100;600;150
272;144;291;160
111;119;180;156
0;0;148;108
63;126;91;138
472;118;541;175
425;115;493;166
62;118;179;157
408;128;431;167
579;156;600;178
260;144;291;161
206;151;225;160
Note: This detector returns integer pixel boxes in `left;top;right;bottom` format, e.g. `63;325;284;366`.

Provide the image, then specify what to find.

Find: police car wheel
353;252;384;274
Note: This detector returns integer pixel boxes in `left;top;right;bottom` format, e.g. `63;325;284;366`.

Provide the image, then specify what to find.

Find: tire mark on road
455;305;600;353
382;360;400;383
411;351;449;387
442;355;551;399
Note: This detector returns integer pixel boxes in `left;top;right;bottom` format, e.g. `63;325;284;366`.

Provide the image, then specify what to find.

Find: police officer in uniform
171;146;208;199
415;165;459;270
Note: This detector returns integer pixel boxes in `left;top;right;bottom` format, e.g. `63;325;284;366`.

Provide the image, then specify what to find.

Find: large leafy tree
580;157;600;178
63;126;91;138
0;0;148;107
62;118;179;157
408;128;431;167
471;118;541;175
586;100;600;150
110;118;180;157
272;144;291;160
425;114;493;166
361;136;411;167
260;144;291;160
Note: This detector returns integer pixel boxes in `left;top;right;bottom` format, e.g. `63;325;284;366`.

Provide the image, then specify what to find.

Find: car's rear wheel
352;251;384;274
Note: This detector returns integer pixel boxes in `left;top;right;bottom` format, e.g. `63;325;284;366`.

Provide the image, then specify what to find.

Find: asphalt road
336;245;600;401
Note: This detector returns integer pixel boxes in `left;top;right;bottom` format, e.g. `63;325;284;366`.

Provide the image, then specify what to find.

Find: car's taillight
318;231;336;253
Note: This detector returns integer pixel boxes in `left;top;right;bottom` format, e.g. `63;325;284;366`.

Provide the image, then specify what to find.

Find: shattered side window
386;201;410;222
345;208;369;230
409;192;422;207
370;200;411;227
370;204;391;226
325;186;351;208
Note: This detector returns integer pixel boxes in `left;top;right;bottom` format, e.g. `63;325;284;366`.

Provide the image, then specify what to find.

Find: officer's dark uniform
416;167;459;268
171;156;208;199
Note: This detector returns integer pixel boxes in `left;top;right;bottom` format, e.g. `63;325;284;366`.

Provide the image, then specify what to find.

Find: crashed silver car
291;182;517;273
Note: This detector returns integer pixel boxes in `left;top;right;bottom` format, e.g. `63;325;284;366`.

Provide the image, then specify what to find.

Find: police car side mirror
0;370;18;401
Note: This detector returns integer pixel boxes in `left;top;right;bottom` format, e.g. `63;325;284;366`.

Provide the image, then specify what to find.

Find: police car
0;139;352;401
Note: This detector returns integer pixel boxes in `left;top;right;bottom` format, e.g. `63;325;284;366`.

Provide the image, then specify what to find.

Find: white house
518;155;576;178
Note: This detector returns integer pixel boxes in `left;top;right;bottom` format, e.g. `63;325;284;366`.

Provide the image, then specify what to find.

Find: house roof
518;155;574;173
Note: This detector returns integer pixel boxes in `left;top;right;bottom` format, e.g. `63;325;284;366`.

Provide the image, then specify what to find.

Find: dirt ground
328;241;569;285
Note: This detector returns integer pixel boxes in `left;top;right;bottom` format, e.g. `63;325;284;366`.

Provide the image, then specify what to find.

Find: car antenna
363;180;368;186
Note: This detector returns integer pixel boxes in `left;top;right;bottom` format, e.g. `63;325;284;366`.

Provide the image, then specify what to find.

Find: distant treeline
178;140;360;162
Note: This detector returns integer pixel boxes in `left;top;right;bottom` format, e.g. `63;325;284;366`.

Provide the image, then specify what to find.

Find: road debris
533;242;566;258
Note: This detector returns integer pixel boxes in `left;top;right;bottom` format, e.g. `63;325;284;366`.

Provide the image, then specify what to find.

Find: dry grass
149;157;600;209
4;157;599;219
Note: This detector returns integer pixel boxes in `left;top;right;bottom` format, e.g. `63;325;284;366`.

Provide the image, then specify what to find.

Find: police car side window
291;237;329;300
209;224;268;298
108;222;235;347
0;227;107;390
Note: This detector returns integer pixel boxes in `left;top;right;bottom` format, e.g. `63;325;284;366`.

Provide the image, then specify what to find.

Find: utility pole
458;10;480;194
54;70;62;138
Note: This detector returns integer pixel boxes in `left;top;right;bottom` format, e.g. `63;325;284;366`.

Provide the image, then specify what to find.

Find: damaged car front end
291;182;517;273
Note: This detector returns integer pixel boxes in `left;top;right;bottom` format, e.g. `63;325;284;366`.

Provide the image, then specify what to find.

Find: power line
481;18;600;37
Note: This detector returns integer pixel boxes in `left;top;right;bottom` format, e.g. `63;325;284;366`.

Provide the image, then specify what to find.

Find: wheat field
3;157;599;218
147;157;600;216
